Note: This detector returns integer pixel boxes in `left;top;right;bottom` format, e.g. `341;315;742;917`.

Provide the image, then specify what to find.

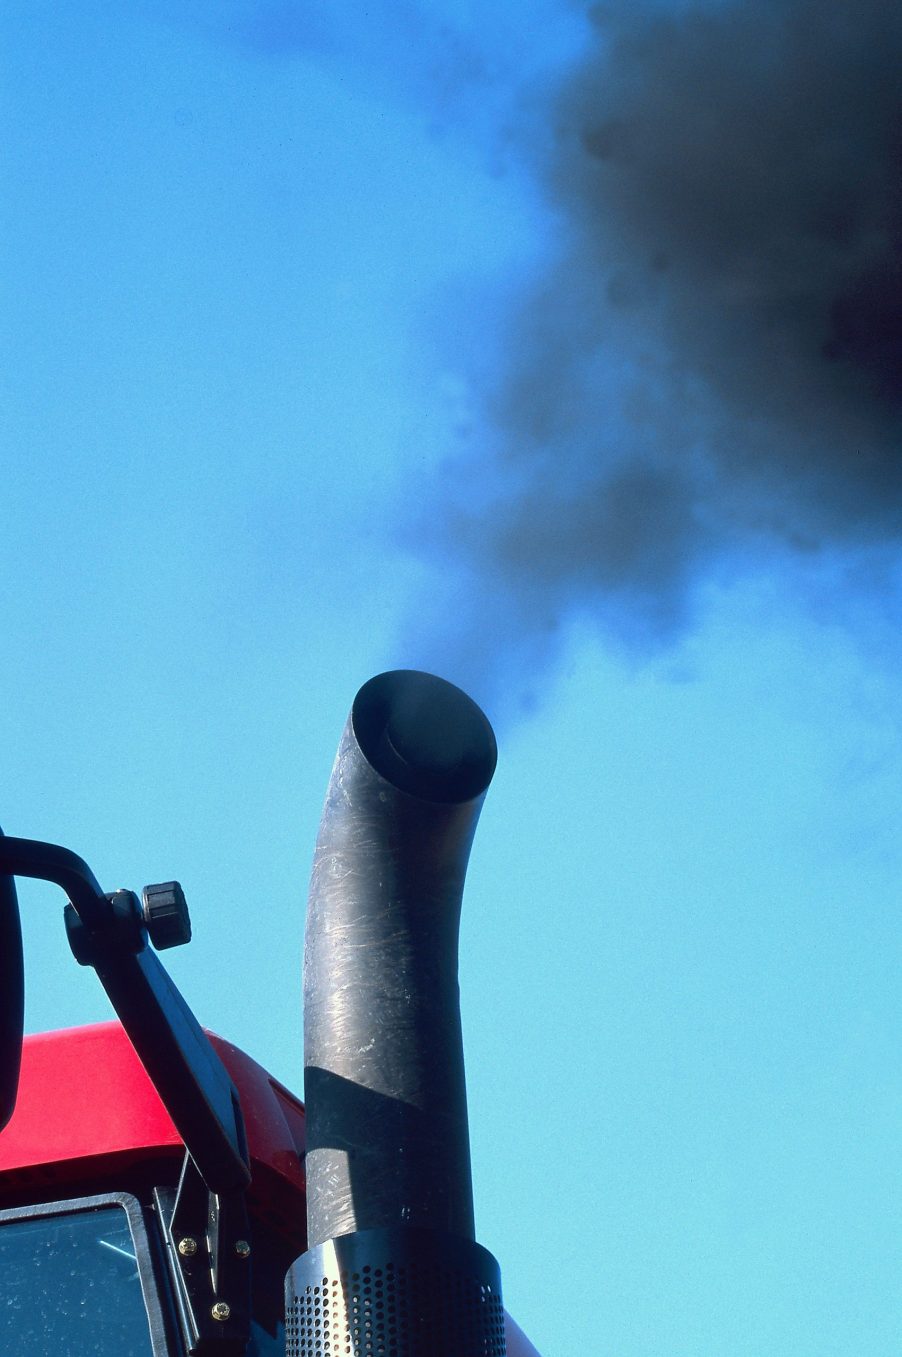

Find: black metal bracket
156;1153;253;1356
0;834;249;1197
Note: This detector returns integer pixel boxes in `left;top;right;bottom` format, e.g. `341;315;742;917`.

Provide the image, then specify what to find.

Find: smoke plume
412;0;902;700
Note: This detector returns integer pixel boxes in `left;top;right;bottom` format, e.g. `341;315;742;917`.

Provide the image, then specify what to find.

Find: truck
0;671;540;1356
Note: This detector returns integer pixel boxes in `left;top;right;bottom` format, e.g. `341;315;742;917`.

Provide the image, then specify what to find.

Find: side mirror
0;832;24;1131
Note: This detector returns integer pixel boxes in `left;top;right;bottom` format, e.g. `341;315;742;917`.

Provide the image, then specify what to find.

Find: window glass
0;1205;153;1356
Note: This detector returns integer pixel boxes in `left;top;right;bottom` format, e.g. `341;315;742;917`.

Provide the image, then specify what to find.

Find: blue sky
3;2;902;1353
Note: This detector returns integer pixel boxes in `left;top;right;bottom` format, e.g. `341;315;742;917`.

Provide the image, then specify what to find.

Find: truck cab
0;1023;307;1356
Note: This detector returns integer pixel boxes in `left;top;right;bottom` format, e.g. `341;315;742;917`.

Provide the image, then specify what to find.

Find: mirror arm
0;836;250;1196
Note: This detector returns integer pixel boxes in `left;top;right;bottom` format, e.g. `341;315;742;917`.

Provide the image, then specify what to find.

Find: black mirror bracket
65;882;192;964
65;888;147;963
156;1154;252;1356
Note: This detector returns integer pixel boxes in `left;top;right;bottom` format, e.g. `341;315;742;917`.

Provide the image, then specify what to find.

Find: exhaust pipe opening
353;670;496;804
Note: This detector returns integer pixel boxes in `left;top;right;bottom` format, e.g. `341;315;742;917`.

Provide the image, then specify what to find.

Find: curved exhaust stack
286;671;506;1356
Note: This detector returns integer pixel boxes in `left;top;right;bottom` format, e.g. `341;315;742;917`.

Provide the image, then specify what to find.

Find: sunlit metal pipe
286;670;506;1357
303;669;497;1247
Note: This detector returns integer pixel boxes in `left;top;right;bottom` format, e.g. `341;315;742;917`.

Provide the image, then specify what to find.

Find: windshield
0;1203;154;1356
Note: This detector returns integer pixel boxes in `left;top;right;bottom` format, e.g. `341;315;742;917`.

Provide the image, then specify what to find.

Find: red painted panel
0;1023;182;1169
0;1022;306;1241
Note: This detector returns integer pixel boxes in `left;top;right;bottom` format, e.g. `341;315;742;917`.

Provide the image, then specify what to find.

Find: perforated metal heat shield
285;1227;506;1357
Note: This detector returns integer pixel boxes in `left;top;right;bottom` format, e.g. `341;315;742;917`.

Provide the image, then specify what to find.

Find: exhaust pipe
285;671;506;1356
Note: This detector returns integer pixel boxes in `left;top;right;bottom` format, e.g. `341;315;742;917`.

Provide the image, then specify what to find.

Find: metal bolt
234;1240;251;1259
177;1237;198;1257
211;1302;231;1322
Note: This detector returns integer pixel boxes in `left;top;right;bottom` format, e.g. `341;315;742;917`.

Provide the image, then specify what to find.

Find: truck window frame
0;1190;176;1357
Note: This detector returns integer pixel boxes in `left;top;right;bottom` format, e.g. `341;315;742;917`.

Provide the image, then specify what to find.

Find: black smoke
411;0;902;700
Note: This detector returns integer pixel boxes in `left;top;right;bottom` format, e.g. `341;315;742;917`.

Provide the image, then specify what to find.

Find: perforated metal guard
285;1227;506;1357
